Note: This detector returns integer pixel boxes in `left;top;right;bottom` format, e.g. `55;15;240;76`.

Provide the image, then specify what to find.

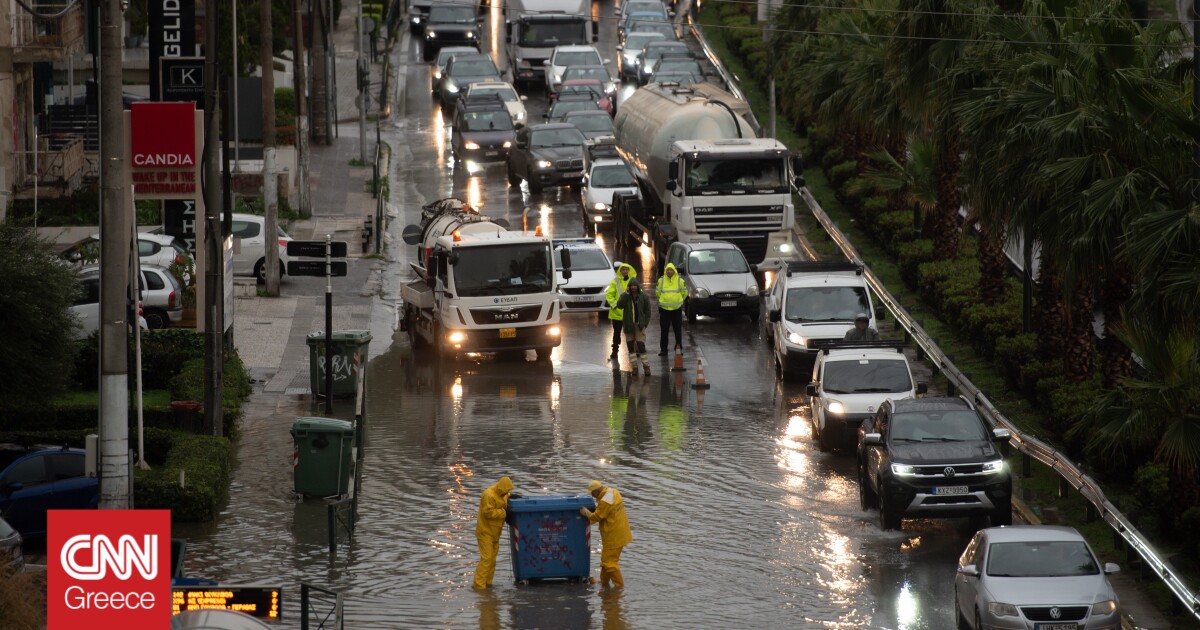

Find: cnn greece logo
60;534;158;580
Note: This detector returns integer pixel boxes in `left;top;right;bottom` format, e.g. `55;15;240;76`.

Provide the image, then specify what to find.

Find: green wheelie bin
290;417;354;497
306;330;372;398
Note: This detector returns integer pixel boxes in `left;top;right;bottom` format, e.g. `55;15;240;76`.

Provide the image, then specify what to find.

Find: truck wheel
878;496;902;531
858;465;878;510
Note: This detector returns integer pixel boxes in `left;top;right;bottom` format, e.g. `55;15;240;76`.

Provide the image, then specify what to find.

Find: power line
704;0;1191;27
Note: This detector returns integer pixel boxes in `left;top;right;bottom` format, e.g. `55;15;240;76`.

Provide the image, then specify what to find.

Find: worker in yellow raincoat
474;476;513;589
580;479;633;588
605;263;638;361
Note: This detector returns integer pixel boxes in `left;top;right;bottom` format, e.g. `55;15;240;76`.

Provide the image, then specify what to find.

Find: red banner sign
130;102;198;195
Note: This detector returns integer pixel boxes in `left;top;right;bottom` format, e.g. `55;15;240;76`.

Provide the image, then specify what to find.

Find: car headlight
777;243;793;253
515;111;525;121
1091;600;1117;616
987;603;1019;618
426;31;437;39
464;141;480;150
890;463;918;477
827;401;846;415
448;331;466;343
981;460;1005;474
446;81;459;93
547;326;561;336
411;16;422;24
594;215;605;222
746;282;759;295
786;332;805;345
594;202;608;211
536;160;553;169
466;32;475;38
502;140;512;148
433;70;442;80
693;287;710;299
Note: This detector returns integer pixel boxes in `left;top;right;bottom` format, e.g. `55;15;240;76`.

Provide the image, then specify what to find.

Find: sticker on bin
507;495;596;583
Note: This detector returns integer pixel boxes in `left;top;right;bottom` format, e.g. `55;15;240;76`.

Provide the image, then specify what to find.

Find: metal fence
801;189;1200;621
300;583;344;630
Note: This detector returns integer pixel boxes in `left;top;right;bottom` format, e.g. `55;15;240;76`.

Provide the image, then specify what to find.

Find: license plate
721;300;737;307
933;486;968;495
484;150;499;157
499;328;516;339
1034;624;1078;630
563;171;582;178
568;294;596;302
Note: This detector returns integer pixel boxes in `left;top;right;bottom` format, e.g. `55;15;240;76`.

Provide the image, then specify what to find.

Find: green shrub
820;143;846;172
995;333;1037;384
75;329;206;390
961;294;1022;357
875;210;915;253
1131;463;1171;532
897;239;934;286
861;195;889;220
828;160;859;189
838;176;868;212
134;430;232;521
1048;379;1097;443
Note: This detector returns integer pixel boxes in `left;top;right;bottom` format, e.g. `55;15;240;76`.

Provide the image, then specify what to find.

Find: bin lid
306;330;372;342
508;494;595;513
290;416;354;435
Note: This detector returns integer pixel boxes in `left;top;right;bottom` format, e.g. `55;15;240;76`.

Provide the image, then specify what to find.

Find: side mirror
793;175;806;188
603;58;612;65
957;564;979;577
402;224;424;245
520;95;529;101
665;180;676;192
668;161;679;181
560;248;572;270
805;384;817;397
916;382;928;395
669;11;677;18
562;269;573;280
750;264;758;273
768;310;781;323
875;305;886;320
1104;562;1120;574
863;433;883;446
543;59;551;66
992;428;1011;443
448;254;460;266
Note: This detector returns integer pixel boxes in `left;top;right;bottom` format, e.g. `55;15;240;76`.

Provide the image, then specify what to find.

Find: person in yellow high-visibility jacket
605;263;637;361
473;476;513;589
655;262;686;355
580;480;633;588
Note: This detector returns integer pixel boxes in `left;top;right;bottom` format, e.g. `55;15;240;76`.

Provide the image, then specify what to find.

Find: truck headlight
466;32;475;38
777;243;793;253
890;463;918;477
446;81;459;93
448;331;466;343
987;603;1019;618
547;326;561;336
692;287;709;299
502;140;512;148
981;460;1005;474
464;141;480;150
594;202;608;211
827;401;846;415
536;160;553;169
1091;600;1117;616
787;332;805;345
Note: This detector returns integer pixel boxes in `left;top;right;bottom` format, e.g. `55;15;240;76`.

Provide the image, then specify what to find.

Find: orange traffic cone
671;349;685;372
691;358;711;390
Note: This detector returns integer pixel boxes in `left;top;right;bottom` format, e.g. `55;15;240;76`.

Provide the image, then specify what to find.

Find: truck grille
555;158;584;171
468;305;544;325
712;233;768;265
1021;606;1088;622
561;287;603;295
693;206;785;233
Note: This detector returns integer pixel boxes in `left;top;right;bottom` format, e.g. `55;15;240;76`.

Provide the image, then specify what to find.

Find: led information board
171;585;281;620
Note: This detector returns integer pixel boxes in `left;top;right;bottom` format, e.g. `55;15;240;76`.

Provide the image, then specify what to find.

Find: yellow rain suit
585;485;633;588
606;264;638;321
473;476;513;589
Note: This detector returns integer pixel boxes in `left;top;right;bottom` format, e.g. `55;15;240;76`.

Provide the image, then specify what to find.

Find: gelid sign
130;102;200;197
49;510;172;629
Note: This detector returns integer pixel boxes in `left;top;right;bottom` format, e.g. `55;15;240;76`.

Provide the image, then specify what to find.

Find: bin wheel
517;579;530;586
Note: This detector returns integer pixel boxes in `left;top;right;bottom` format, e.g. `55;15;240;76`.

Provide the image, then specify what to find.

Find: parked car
955;525;1121;630
637;40;691;84
507;123;589;194
806;342;926;449
562;109;616;144
580;158;639;232
451;93;516;161
460;80;528;126
422;4;482;61
543;45;607;96
231;213;293;281
0;445;98;537
857;397;1013;531
617;31;667;79
438;53;504;105
80;264;184;329
0;516;22;571
61;232;191;270
553;238;617;313
69;276;149;340
545;92;602;122
662;240;760;322
430;46;479;94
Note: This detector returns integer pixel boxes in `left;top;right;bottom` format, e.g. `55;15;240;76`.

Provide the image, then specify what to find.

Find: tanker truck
400;198;572;360
612;83;804;267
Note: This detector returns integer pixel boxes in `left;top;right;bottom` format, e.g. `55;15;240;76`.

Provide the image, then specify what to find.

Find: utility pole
204;0;225;437
1193;1;1199;199
98;0;131;509
264;0;280;296
358;0;367;164
294;0;311;216
311;0;329;144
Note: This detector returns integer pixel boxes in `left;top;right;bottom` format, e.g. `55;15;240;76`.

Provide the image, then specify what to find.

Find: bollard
1021;453;1031;478
328;503;337;555
1058;477;1070;499
916;345;925;361
1084;502;1096;523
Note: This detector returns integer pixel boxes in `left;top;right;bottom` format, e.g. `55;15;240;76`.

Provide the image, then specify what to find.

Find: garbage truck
400;198;572;359
612;82;804;268
504;0;597;88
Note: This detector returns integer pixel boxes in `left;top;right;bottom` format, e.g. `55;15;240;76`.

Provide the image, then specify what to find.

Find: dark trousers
659;307;683;352
610;318;623;354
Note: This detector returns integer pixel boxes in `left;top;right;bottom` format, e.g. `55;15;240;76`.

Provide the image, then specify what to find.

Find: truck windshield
822;359;911;394
888;410;989;442
684;157;788;194
784;287;869;322
518;22;589;46
453;244;553;296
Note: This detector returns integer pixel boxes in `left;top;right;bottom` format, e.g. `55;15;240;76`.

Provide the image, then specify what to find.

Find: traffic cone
671;348;685;372
691;358;711;390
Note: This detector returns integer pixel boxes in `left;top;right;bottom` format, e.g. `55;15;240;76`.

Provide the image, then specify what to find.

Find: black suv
507;123;588;194
857;397;1012;530
451;93;516;161
422;4;482;61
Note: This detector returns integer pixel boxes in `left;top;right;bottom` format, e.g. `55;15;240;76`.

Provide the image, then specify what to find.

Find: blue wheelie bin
507;494;597;583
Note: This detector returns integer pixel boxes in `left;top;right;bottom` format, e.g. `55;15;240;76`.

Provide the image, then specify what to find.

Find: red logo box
130;102;196;169
49;509;171;630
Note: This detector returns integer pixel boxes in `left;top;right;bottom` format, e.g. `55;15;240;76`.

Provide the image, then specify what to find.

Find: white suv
231;213;293;281
553;238;616;313
764;261;884;377
806;342;926;451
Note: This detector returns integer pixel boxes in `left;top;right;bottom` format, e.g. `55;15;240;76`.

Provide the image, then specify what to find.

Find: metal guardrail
683;4;762;133
802;188;1200;621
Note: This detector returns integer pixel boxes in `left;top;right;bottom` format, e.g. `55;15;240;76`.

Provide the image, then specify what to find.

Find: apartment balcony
12;135;88;199
12;3;86;64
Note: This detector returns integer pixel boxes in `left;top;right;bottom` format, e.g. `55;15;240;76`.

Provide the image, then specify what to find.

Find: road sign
288;261;348;277
287;240;348;258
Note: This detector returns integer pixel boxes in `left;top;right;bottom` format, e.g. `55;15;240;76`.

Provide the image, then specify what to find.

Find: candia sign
130;102;199;196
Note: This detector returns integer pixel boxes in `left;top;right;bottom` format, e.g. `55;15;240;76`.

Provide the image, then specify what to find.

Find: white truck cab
764;261;885;377
806;341;926;451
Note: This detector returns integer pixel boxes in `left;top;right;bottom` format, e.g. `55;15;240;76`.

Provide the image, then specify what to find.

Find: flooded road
177;3;984;627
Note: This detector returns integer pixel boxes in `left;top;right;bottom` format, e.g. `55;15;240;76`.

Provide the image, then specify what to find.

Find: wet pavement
178;3;994;628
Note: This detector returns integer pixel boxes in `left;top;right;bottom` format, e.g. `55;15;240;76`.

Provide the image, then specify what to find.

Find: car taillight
168;291;177;308
175;254;184;264
138;302;144;316
278;239;288;248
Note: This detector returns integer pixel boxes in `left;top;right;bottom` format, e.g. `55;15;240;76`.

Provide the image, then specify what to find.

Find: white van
231;213;293;281
806;342;926;450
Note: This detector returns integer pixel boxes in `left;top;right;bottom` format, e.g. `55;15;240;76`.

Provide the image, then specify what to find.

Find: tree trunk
977;222;1006;305
1062;278;1095;383
1033;249;1067;364
930;131;962;261
1099;268;1134;388
262;0;280;297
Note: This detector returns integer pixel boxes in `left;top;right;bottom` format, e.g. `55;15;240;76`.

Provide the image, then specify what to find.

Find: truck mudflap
438;323;563;354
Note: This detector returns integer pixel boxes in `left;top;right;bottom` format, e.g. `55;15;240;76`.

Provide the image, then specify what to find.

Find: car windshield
987;541;1100;577
438;49;473;67
555;51;601;66
549;101;599;119
518;22;589;46
429;6;475;23
471;86;517;102
822;359;911;394
687;249;749;274
568;114;614;133
555;247;610;271
591;164;635;187
564;67;610;82
461;110;513;131
450;60;498;77
625;33;664;52
889;410;989;442
622;2;663;16
561;83;603;97
657;59;701;74
530;127;586;147
784;286;869;322
630;23;676;39
685;156;788;193
645;44;688;60
623;12;666;28
453;244;553;296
